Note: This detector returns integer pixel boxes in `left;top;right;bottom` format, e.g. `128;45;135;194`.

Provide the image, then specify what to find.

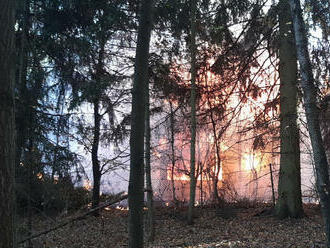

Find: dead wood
19;192;128;244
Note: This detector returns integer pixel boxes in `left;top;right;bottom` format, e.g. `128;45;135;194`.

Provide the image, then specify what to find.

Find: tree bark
15;0;29;169
289;0;330;246
128;0;153;247
91;98;101;215
275;0;303;218
145;80;154;242
91;38;106;215
0;0;16;247
205;74;221;204
211;125;221;204
26;139;34;248
269;163;276;206
188;0;197;225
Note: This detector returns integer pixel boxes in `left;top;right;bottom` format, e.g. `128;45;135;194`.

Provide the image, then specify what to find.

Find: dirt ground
19;204;327;248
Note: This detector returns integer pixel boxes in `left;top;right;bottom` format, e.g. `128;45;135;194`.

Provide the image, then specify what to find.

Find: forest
0;0;329;247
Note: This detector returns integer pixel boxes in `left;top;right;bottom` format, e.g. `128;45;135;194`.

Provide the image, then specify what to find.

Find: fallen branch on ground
19;192;128;244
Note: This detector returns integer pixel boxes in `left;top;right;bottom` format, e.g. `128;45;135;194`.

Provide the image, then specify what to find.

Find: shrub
68;187;91;210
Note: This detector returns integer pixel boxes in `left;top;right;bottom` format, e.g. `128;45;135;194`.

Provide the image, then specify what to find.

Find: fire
152;150;161;158
152;53;279;203
167;166;223;181
167;171;190;181
54;175;59;184
159;138;167;146
83;179;92;190
36;172;43;180
242;153;260;171
215;166;223;181
241;151;268;171
115;205;128;211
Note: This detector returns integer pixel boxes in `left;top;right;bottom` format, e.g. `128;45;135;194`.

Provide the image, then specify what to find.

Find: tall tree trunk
212;134;221;204
205;74;221;204
91;38;105;215
145;81;154;242
128;0;153;247
289;0;330;246
275;0;303;218
209;102;221;204
169;102;177;204
15;0;29;169
0;0;16;247
91;98;101;215
188;0;197;225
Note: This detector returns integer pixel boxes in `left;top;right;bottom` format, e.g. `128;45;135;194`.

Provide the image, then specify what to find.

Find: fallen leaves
19;204;327;247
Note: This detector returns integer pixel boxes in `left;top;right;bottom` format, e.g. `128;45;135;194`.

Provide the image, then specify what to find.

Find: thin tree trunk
275;0;303;218
0;0;16;247
269;163;276;206
128;0;153;247
210;108;221;204
200;168;203;205
205;74;221;204
188;0;197;225
145;80;154;241
169;102;177;204
27;140;33;248
91;39;106;215
91;98;101;215
289;0;330;246
213;146;221;203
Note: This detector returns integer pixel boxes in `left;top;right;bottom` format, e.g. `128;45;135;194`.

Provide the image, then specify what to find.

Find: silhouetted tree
289;0;330;245
188;0;197;225
0;0;16;247
128;0;154;247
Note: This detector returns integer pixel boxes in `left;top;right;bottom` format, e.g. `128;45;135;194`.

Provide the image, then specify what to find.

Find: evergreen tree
14;0;81;218
0;0;16;247
289;0;330;245
40;0;133;212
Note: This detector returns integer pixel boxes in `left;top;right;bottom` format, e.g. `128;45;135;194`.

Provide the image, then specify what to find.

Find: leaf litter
19;204;327;248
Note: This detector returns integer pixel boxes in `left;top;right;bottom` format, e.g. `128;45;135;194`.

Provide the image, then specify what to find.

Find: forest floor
19;203;327;248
